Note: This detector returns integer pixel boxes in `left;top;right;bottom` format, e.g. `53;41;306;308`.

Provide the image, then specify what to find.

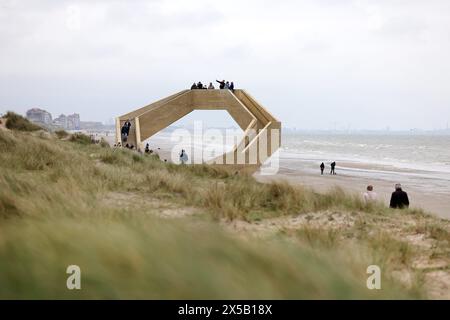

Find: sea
146;130;450;195
281;132;450;194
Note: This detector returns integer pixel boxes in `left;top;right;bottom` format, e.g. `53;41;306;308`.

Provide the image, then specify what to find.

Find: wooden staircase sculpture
116;89;281;167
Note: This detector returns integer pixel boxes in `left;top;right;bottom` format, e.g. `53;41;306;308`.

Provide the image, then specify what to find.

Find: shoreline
255;166;450;220
101;132;450;219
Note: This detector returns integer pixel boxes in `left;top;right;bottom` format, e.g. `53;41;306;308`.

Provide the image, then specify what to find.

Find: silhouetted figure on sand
208;82;215;89
320;162;325;175
330;161;336;175
191;83;197;90
229;82;235;91
390;184;409;209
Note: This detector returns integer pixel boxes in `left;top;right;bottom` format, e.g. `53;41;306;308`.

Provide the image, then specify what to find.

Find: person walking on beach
390;184;409;209
216;80;226;89
208;82;215;89
191;82;197;90
363;185;377;204
229;82;235;91
320;162;325;175
330;161;336;175
179;149;188;164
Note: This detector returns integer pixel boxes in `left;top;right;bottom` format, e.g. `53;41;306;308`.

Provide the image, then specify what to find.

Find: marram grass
0;125;446;299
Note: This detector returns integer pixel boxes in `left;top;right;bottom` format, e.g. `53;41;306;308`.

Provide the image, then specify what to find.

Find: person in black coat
216;80;225;89
390;184;410;209
330;161;336;175
320;162;325;175
121;125;128;143
124;120;131;133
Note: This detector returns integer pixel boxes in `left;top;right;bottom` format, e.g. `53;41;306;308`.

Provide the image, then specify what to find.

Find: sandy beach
254;166;450;220
103;131;450;220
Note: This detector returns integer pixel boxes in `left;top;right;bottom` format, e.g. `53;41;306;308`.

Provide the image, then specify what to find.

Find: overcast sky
1;0;449;130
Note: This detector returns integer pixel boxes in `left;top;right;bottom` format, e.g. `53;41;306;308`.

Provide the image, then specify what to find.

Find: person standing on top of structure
216;80;225;89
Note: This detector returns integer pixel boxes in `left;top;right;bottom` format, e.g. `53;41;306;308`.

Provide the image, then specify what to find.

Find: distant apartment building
52;113;80;130
26;108;52;125
53;114;67;128
67;113;80;130
26;109;95;130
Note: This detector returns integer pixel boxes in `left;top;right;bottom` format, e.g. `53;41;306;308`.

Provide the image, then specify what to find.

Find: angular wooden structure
116;89;281;166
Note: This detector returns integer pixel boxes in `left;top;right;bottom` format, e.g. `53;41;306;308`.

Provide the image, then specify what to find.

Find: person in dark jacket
191;83;197;90
216;79;226;89
121;125;128;143
330;161;336;175
229;82;235;91
124;120;131;135
320;162;325;175
390;184;409;209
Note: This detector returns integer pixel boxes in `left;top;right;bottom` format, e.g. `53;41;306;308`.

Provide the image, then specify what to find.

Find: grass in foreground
0;127;448;299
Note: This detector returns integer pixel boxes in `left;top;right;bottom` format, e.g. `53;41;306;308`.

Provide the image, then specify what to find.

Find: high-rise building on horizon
26;108;52;125
67;113;80;130
53;114;67;128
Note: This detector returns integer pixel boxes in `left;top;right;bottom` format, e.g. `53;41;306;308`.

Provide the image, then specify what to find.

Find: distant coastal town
24;108;113;131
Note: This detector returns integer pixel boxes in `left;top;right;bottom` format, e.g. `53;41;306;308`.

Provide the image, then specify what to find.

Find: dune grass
0;127;447;299
55;129;69;139
3;112;43;132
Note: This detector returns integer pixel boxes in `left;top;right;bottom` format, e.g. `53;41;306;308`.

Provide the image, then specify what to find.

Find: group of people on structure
320;161;336;175
117;120;139;150
363;183;410;209
190;80;235;91
118;119;186;164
